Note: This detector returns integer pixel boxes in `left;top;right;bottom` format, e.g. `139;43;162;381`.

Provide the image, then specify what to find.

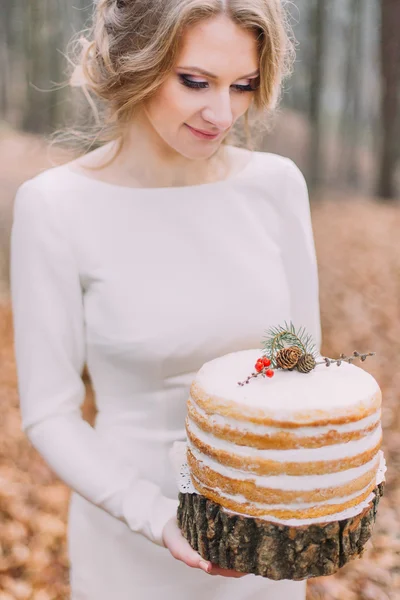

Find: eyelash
178;74;257;93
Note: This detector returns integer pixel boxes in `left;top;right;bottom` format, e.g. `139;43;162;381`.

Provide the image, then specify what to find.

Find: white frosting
187;441;380;491
195;349;381;422
169;442;387;527
189;395;381;437
191;474;373;510
175;347;384;527
186;417;382;463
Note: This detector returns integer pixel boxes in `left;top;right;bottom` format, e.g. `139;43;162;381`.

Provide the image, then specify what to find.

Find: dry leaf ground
0;131;399;600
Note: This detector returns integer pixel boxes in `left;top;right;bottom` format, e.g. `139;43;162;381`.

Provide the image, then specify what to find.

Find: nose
202;90;234;131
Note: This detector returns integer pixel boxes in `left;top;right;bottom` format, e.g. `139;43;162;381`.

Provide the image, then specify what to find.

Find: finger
170;544;211;572
182;554;211;572
168;532;211;571
164;520;211;572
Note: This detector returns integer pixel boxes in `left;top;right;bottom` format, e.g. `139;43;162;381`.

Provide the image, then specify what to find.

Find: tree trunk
377;0;400;200
178;483;384;581
339;0;364;189
0;0;11;118
22;0;45;132
308;0;327;190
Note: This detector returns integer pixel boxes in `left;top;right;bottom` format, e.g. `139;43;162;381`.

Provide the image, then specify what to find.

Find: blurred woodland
0;0;400;599
0;0;399;198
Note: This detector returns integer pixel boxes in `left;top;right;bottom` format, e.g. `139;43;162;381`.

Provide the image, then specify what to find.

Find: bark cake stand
177;482;385;581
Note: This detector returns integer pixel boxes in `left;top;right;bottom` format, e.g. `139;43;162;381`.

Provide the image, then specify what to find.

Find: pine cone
276;346;303;369
296;353;316;373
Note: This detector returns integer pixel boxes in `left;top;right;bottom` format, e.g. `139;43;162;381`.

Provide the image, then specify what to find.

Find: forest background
0;1;399;599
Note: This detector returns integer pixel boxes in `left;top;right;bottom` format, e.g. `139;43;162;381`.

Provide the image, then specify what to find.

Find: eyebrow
177;66;260;80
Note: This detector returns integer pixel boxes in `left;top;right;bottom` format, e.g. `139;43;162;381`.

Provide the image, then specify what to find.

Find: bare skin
69;14;259;190
162;516;248;578
70;13;260;576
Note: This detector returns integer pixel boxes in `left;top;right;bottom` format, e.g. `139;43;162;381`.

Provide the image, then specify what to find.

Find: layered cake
185;348;382;524
178;325;385;579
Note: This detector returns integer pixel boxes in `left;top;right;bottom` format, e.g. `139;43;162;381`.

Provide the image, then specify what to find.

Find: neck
109;109;229;188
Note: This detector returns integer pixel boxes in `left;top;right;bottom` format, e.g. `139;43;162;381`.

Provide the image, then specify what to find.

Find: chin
173;144;220;160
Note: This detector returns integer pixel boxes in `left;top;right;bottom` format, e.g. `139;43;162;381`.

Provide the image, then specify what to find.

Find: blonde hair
52;0;296;168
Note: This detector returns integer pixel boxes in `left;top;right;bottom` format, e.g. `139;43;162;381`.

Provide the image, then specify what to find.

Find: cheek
150;81;198;123
234;93;254;116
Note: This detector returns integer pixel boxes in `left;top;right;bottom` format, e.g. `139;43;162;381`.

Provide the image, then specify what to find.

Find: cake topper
238;321;375;386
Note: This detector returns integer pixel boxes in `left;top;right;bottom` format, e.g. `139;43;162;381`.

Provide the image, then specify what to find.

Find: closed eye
178;74;259;93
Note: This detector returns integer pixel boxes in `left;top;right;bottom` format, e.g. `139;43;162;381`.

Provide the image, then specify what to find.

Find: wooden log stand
177;483;384;580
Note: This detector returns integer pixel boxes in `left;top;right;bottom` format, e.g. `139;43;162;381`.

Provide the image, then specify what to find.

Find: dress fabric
10;150;322;600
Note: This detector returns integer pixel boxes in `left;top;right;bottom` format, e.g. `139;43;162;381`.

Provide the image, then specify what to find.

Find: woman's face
143;14;260;159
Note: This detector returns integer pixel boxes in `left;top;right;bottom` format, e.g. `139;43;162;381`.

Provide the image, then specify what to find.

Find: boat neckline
63;150;259;192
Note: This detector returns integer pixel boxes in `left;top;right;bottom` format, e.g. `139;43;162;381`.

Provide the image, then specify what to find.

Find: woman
10;0;322;598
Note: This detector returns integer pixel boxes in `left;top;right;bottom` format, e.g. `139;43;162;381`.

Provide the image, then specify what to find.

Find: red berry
255;360;264;372
262;357;271;367
266;369;275;378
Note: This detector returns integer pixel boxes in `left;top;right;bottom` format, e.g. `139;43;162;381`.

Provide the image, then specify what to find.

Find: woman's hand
162;516;248;577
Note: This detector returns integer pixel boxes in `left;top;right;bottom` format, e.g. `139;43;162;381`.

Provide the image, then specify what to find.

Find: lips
185;124;222;140
190;126;220;135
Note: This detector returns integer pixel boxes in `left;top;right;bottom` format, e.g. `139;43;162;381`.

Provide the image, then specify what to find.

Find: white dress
10;150;321;600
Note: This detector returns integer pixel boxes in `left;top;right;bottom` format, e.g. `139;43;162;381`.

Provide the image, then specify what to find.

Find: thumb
163;517;211;572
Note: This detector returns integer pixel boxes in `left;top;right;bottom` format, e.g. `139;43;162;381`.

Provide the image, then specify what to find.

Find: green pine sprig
261;320;318;368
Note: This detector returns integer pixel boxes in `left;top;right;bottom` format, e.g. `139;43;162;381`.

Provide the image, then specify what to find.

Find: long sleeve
10;180;178;547
280;158;323;353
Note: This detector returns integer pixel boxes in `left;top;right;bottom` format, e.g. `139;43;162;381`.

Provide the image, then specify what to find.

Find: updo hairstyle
54;0;295;166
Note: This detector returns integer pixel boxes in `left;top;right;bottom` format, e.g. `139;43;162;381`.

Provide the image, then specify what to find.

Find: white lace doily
169;441;387;526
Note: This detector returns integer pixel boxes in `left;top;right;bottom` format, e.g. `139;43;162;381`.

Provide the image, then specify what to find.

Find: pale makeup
142;13;260;162
70;13;261;188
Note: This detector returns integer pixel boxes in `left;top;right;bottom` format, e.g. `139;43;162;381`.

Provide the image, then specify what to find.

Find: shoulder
13;164;74;231
16;163;71;198
13;164;75;212
248;152;311;220
252;150;306;184
246;151;308;200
